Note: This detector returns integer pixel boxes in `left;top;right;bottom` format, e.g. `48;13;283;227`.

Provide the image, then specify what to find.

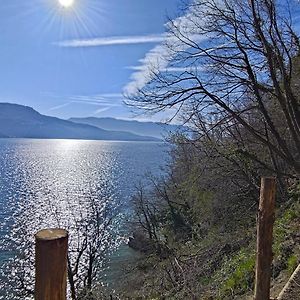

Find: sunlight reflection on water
0;139;168;298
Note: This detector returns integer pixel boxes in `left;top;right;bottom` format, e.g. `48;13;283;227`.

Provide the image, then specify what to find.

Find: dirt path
277;264;300;300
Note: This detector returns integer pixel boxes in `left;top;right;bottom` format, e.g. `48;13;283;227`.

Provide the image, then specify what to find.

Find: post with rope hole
254;177;276;300
35;228;68;300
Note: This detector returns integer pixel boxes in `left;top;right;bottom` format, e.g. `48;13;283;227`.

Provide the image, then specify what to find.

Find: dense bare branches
120;3;300;298
126;0;300;174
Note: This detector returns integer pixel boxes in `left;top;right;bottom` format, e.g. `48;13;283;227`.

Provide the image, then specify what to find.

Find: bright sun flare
58;0;74;8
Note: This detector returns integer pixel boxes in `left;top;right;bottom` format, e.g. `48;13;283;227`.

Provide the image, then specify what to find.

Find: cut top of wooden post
35;228;69;300
35;228;68;241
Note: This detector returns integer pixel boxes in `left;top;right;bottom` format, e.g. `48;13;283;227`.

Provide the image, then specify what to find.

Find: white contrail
55;34;167;47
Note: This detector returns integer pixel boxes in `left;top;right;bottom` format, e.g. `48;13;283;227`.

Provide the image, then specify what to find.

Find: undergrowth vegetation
113;180;299;299
112;0;300;298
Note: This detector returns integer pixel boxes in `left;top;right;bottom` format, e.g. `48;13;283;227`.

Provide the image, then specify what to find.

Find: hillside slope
0;103;159;141
69;117;186;139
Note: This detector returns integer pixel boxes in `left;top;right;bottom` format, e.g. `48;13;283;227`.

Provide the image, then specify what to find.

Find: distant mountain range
0;103;159;141
69;117;185;139
0;103;185;142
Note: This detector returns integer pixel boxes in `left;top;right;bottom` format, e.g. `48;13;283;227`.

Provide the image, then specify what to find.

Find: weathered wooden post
35;228;68;300
254;177;276;300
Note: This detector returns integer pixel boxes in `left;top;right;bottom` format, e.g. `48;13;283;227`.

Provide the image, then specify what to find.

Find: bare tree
0;184;121;300
67;192;120;300
126;0;300;175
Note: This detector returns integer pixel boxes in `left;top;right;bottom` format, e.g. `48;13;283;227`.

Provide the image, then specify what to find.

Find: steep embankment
116;197;300;299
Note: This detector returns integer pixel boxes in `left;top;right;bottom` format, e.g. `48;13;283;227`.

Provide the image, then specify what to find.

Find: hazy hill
0;103;159;141
69;117;185;139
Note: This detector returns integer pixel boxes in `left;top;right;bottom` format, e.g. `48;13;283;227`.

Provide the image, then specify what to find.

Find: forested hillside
110;0;300;299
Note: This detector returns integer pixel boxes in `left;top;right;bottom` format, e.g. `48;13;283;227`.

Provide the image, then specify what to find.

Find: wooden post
254;177;276;300
35;228;68;300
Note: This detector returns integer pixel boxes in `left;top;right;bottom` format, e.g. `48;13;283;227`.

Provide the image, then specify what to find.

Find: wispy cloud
49;102;72;111
92;106;112;115
123;43;172;96
48;93;123;113
126;66;203;73
55;34;166;48
53;4;207;100
123;8;207;96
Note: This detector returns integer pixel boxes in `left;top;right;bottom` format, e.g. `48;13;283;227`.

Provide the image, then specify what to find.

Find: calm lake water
0;138;168;297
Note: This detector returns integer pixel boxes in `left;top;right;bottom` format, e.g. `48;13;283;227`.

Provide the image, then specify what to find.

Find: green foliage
287;254;298;275
214;249;255;299
273;201;300;258
121;109;300;299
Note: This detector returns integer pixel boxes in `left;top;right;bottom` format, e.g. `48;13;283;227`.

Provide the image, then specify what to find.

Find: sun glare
58;0;74;8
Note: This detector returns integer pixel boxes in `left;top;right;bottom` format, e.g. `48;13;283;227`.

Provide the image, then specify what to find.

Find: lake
0;138;168;298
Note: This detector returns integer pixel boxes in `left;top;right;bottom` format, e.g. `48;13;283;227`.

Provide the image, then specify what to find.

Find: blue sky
0;0;187;121
1;1;299;122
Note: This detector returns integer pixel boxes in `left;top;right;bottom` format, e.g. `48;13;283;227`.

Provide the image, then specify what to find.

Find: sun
58;0;74;8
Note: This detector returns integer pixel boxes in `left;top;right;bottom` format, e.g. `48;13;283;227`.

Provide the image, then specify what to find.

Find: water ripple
0;139;167;298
